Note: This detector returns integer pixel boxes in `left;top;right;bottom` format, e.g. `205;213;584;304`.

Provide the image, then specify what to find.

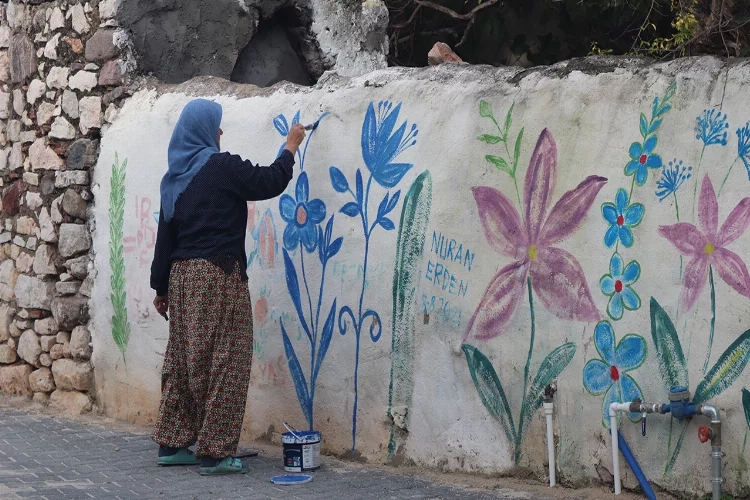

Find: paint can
281;422;321;473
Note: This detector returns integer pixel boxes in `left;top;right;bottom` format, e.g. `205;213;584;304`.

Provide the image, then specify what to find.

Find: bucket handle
283;422;303;440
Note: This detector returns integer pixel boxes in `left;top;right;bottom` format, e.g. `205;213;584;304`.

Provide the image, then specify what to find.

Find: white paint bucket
281;423;321;473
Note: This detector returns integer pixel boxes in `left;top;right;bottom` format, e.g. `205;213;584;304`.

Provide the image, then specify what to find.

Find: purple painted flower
464;129;606;342
659;175;750;313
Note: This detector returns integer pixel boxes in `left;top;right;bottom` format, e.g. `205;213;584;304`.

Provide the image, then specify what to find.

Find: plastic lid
270;474;313;485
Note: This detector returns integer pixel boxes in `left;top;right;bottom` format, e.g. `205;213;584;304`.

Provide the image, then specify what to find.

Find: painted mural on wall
274;102;428;450
463;84;750;471
463;102;606;464
109;153;131;362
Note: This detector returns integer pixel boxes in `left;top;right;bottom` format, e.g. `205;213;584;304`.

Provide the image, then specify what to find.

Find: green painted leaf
742;388;750;430
518;342;576;445
639;113;648;138
477;134;503;144
664;82;677;103
109;153;130;362
512;127;524;173
485;155;513;176
665;422;688;474
503;103;514;134
387;171;432;463
463;344;516;446
694;329;750;404
479;100;493;118
650;297;688;392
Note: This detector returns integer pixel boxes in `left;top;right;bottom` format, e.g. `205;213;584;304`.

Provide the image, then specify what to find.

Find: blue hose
616;430;657;500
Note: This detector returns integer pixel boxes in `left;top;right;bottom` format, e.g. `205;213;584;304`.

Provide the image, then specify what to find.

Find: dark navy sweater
150;149;295;296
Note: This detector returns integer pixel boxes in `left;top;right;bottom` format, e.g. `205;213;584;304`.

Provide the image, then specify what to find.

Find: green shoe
157;448;200;466
200;457;249;476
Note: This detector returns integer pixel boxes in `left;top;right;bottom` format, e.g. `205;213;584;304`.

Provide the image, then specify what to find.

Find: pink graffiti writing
124;196;157;268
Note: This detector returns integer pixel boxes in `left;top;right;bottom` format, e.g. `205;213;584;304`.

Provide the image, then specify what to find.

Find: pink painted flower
465;129;606;342
658;175;750;313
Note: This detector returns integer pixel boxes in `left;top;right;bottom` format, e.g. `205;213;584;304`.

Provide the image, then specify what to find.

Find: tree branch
414;0;500;21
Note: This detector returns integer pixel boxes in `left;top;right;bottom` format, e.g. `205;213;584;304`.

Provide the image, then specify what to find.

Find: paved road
0;404;548;500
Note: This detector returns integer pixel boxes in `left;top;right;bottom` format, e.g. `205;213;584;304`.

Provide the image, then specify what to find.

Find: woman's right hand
154;296;169;316
285;124;306;154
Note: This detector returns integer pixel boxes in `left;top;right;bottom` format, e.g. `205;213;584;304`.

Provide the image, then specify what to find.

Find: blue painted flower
583;320;647;427
655;159;692;202
600;253;641;321
273;110;301;158
737;122;750;179
279;172;326;252
601;188;644;248
695;109;729;147
625;136;662;186
361;101;419;188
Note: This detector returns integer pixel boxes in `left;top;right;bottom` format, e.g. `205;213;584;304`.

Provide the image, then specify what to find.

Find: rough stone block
51;297;89;330
50;389;91;414
70;326;91;360
34;316;58;335
62;188;87;219
0;364;32;396
29;367;54;393
8;33;36;84
15;275;54;310
58;223;91;257
51;359;92;391
85;29;117;62
66;139;97;170
55;170;89;188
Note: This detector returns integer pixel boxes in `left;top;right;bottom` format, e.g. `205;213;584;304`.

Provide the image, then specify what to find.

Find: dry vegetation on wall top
386;0;750;67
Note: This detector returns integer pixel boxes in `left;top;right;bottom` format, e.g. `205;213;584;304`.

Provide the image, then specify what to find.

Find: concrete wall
90;59;750;497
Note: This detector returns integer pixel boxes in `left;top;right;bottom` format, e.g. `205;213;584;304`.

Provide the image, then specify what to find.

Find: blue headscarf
160;99;223;222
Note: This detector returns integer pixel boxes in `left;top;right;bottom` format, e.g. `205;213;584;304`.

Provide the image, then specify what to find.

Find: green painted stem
743;429;748;456
692;145;706;220
702;266;716;375
718;157;739;198
513;177;523;220
521;277;536;428
628;175;636;200
675;191;683;289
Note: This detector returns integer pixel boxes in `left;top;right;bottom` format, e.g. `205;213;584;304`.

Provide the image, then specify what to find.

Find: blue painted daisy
626;136;662;186
602;188;644;248
279;172;326;253
583;320;647;427
600;253;641;320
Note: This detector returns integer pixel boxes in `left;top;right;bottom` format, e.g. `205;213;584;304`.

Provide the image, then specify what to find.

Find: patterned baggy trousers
151;260;253;458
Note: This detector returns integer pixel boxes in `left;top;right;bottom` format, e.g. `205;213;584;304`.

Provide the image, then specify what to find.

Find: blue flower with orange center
279;172;326;252
583;320;647;427
625;135;662;186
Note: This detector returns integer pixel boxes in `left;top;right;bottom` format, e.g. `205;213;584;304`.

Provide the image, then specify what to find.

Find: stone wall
0;0;132;414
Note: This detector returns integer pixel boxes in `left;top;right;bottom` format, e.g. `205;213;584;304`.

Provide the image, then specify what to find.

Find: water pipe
696;404;722;500
609;402;631;494
615;430;657;500
609;388;723;500
543;383;557;487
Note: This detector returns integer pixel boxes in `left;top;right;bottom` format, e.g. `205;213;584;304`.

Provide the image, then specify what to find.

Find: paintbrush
304;112;332;131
